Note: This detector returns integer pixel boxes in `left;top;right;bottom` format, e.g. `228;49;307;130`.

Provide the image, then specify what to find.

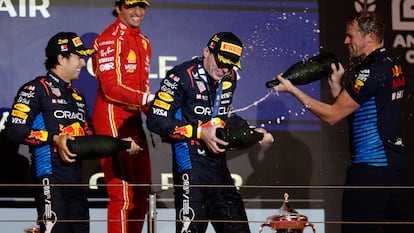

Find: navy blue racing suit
5;72;95;233
147;57;251;233
341;48;414;233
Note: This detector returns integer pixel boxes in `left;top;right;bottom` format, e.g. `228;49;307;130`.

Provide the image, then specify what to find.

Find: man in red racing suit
91;1;153;232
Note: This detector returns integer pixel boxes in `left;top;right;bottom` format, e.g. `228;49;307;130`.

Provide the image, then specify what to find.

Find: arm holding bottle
61;135;144;163
273;62;359;125
328;63;345;98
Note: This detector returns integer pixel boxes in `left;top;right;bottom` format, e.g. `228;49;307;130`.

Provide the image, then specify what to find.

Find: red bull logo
392;65;403;77
59;122;85;136
392;65;406;89
173;125;193;138
29;130;48;142
352;79;364;94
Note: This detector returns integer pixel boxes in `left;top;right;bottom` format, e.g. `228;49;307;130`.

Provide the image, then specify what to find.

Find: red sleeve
92;31;152;110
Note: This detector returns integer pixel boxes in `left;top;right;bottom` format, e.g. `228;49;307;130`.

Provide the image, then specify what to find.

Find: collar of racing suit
115;18;142;36
47;71;72;90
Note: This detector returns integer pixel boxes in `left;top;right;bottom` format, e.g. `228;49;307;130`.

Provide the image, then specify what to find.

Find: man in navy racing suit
5;32;97;233
5;32;141;233
147;32;274;233
273;11;414;233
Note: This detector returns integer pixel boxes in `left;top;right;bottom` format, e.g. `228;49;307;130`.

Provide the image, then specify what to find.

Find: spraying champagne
266;52;339;88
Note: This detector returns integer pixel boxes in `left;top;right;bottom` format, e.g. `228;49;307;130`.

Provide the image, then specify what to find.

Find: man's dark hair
347;11;385;43
112;1;123;17
112;0;148;17
44;53;72;70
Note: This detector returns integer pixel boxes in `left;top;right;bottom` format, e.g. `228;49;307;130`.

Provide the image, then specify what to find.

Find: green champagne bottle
66;135;131;160
265;52;339;88
216;124;264;151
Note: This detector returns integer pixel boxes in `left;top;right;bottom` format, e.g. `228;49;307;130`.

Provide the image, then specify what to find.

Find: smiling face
57;53;86;83
202;47;233;81
116;3;147;29
344;20;369;59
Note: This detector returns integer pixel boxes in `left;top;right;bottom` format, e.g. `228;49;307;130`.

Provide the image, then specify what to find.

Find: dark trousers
341;164;414;233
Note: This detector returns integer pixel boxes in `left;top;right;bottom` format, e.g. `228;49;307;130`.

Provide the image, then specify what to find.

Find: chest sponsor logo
13;103;30;112
163;79;178;90
19;91;35;98
11;109;28;120
76;102;86;108
51;99;67;104
17;96;30;104
99;62;115;72
125;50;137;73
196;81;206;93
352;69;369;93
125;63;137;73
392;90;404;100
154;99;171;110
152;107;167;117
72;93;83;101
221;92;232;99
24;85;35;91
160;85;175;95
141;39;148;51
158;92;174;102
100;46;115;57
392;65;405;89
196;94;208;100
169;74;180;82
194;106;229;116
51;88;61;97
54;110;85;121
11;117;26;124
222;81;232;90
98;56;115;63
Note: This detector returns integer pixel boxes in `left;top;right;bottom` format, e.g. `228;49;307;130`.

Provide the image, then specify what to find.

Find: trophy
23;223;40;233
259;193;316;233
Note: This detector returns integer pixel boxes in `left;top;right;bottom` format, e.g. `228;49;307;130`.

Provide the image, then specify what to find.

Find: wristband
196;126;201;139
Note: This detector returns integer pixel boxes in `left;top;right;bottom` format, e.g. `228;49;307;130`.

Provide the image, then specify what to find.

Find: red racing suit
92;18;152;233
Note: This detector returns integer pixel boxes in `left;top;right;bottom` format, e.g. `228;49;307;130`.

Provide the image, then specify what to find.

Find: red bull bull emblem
29;130;48;142
59;122;85;136
173;125;193;138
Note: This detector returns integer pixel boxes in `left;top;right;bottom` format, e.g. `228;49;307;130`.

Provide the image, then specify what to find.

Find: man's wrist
196;126;201;139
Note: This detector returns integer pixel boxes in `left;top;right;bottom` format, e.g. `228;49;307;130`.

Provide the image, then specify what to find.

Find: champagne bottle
216;124;264;151
66;135;131;160
265;52;339;88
